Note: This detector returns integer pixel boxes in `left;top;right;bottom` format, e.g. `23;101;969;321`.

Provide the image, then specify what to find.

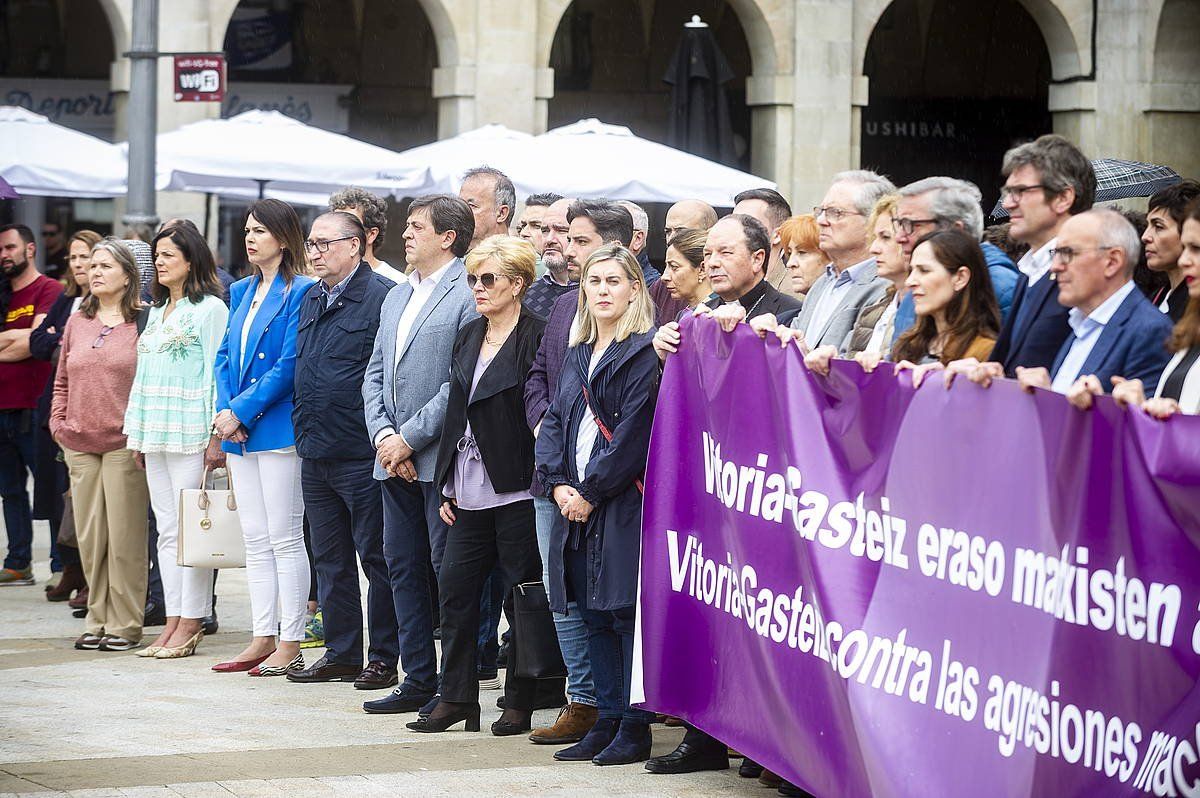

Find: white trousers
227;450;309;641
145;451;213;619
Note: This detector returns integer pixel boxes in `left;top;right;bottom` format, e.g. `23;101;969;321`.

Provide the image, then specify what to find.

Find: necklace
484;318;517;347
742;292;765;319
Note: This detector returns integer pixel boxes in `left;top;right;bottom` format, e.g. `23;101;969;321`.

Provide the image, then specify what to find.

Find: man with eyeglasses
888;177;1020;341
783;171;894;349
523;197;575;319
991;210;1170;397
285;211;400;692
362;195;479;715
972;135;1096;379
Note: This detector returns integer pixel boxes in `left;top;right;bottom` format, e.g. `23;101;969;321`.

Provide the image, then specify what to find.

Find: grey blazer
362;259;479;482
789;259;889;350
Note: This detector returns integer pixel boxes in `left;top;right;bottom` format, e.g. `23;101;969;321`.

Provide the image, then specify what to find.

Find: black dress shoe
406;701;480;733
490;712;532;736
739;757;764;778
354;661;399;690
286;655;361;683
363;688;437;714
143;601;167;627
778;781;814;797
644;741;730;774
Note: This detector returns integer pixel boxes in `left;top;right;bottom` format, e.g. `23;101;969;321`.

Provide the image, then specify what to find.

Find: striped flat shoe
248;652;303;677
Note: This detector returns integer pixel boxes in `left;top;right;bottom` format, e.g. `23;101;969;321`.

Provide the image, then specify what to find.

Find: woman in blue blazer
211;199;315;677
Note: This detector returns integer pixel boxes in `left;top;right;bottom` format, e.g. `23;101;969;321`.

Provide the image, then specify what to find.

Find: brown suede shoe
528;702;598;745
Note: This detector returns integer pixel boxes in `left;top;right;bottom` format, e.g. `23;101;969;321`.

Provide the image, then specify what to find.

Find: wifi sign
174;55;226;102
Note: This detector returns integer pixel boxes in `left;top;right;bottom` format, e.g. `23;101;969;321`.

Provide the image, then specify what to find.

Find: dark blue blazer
1050;286;1174;393
990;273;1072;376
214;272;316;454
293;264;394;460
534;330;660;613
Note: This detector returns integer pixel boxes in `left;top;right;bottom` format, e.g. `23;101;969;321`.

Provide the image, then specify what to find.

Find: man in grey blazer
361;195;479;714
788;170;895;349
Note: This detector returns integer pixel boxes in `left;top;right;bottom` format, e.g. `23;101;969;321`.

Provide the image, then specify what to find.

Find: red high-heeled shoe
211;651;273;673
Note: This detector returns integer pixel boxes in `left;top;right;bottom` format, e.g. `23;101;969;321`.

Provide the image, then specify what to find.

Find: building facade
3;0;1198;229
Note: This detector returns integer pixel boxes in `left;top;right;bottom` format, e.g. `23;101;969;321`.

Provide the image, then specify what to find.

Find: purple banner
636;316;1200;798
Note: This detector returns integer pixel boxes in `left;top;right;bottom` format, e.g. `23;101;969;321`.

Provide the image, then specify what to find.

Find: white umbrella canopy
520;118;773;205
384;124;535;195
152;110;433;200
0;106;128;198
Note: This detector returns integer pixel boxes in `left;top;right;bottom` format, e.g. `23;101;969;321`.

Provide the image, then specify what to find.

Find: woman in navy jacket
211;199;315;677
534;244;659;766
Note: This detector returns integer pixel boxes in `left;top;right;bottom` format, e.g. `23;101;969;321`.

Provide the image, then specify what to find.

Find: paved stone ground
1;519;765;797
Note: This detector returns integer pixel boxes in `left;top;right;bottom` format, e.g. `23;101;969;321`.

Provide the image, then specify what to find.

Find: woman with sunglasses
408;235;546;735
50;238;150;652
211;199;315;677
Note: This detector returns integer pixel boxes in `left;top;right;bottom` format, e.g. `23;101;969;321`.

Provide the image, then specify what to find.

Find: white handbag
178;467;247;568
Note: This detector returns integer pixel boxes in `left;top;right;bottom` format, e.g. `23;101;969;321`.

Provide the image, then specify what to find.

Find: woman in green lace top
123;224;228;660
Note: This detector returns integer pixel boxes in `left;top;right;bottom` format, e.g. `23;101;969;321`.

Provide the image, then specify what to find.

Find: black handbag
511;581;567;680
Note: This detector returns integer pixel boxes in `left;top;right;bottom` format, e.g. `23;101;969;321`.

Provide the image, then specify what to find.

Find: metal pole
123;0;159;230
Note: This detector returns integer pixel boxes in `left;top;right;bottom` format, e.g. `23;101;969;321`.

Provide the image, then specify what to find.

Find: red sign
173;55;225;102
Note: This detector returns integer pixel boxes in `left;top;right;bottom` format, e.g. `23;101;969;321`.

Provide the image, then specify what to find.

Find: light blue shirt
803;257;875;341
1050;280;1136;393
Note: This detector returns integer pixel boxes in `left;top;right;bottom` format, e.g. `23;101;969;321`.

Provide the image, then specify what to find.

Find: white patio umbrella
384;124;535;195
520;118;773;205
152;110;433;201
0;106;128;198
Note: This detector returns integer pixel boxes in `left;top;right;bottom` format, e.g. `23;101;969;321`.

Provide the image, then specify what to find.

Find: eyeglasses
92;325;114;348
892;217;939;236
999;184;1046;202
466;272;506;289
813;206;863;222
1049;245;1115;265
303;236;354;253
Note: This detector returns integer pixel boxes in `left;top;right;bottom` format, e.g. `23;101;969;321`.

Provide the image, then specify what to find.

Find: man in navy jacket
287;211;399;690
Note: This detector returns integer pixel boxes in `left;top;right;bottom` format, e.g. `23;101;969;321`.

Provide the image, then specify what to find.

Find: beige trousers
62;446;149;641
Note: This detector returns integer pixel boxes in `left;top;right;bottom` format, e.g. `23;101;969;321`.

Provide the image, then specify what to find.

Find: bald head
665;199;718;244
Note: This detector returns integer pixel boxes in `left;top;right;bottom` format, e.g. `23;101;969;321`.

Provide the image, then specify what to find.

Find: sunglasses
466;272;505;289
92;325;115;348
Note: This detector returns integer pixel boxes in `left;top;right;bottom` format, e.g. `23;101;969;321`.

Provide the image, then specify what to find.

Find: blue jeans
381;477;447;695
564;543;651;724
476;568;504;675
535;496;596;707
1;410;36;571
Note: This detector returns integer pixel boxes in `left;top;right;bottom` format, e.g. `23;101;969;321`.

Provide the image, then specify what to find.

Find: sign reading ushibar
634;316;1200;798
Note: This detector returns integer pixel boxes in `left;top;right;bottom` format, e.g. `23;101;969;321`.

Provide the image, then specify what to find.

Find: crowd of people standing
1;130;1198;797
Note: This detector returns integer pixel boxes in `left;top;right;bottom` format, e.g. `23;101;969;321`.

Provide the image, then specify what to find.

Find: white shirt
864;292;901;357
1017;238;1056;287
574;350;604;479
239;293;264;371
1050;280;1136;393
374;261;406;285
803;258;874;342
375;258;455;448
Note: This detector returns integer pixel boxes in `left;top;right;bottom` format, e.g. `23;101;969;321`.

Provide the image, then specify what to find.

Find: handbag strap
197;466;238;511
581;385;644;495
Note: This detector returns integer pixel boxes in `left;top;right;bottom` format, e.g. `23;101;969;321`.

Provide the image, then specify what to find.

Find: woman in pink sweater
50;238;149;652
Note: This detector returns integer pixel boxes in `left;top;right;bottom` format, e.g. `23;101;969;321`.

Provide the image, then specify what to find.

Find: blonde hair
869;193;900;234
571;244;655;346
464;234;536;297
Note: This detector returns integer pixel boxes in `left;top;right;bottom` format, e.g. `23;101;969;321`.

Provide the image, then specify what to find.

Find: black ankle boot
553;717;619;761
405;701;481;733
592;719;652;766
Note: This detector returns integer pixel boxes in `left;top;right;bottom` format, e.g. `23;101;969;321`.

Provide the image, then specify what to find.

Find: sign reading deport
174;55;225;102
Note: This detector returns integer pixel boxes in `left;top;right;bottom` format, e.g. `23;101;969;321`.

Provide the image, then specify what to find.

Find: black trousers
438;500;540;710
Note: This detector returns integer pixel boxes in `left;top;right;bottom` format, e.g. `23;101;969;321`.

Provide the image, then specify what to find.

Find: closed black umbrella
663;15;737;166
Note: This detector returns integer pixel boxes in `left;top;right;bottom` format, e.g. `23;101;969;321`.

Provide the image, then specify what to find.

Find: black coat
29;291;77;427
990;273;1072;376
435;309;545;497
293;263;395;460
705;278;803;326
534;330;660;612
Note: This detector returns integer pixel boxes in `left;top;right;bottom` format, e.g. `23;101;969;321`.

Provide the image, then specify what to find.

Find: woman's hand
854;350;884;373
135;451;146;470
203;434;226;470
1143;397;1181;420
1110;377;1146;409
439;500;457;526
561;492;595;524
803;345;839;377
213;409;242;440
894;359;944;388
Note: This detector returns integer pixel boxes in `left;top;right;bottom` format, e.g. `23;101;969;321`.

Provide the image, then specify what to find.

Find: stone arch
855;0;1086;81
1149;0;1200;83
94;0;130;57
537;0;783;77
